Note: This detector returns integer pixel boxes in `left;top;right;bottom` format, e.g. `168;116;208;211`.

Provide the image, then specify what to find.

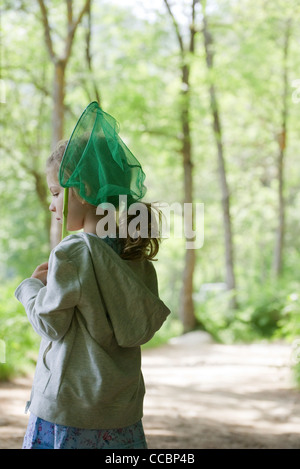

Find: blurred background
1;0;300;386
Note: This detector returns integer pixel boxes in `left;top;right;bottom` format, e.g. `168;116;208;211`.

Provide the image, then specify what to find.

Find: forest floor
0;333;300;449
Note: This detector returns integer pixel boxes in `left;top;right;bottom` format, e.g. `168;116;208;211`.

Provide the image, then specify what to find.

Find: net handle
62;187;69;240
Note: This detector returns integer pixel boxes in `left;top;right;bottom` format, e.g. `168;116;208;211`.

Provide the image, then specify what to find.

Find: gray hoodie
15;233;170;429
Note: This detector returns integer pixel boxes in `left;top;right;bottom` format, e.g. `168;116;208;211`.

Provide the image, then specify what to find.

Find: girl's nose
49;201;56;212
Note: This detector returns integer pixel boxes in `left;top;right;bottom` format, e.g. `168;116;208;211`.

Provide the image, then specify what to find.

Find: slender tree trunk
50;61;66;247
52;61;66;149
164;0;200;332
179;63;197;332
273;139;285;276
273;19;291;277
37;0;91;249
201;9;237;308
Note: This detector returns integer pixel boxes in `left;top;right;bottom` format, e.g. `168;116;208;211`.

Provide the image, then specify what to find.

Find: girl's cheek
58;194;64;213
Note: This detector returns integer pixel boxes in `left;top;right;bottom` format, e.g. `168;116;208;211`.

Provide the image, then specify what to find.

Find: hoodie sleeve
15;246;81;341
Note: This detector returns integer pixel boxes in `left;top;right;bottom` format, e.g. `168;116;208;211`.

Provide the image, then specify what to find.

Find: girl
15;103;170;449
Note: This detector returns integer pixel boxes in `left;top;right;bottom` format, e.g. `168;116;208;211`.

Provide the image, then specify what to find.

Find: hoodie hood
83;233;171;348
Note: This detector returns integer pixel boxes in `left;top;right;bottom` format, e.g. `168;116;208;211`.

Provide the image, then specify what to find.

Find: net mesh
59;102;147;208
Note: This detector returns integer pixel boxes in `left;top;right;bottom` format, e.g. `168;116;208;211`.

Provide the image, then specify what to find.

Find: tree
273;18;292;277
163;0;199;332
37;0;91;248
200;0;237;308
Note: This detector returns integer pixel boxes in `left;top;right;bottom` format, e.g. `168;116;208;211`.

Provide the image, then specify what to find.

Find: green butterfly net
59;102;147;238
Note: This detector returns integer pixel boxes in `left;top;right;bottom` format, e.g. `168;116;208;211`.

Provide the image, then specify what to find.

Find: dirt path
1;339;300;449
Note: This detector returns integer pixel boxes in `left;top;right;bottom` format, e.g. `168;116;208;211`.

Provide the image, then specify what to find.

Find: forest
1;0;300;382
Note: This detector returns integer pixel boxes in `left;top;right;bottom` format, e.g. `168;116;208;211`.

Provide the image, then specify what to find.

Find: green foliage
0;282;39;380
195;278;300;349
276;291;300;341
2;0;300;384
274;286;300;387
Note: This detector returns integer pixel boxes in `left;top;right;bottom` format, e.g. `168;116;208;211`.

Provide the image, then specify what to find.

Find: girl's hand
31;262;49;285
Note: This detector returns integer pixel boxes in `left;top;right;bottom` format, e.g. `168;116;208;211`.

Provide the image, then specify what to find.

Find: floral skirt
22;413;148;449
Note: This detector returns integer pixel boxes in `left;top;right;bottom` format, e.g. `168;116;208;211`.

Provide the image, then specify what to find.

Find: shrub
0;281;39;380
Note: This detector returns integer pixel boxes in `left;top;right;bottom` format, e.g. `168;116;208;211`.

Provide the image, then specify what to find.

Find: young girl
15;103;170;449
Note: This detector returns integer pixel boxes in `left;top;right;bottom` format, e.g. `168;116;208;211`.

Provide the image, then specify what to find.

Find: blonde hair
46;140;161;261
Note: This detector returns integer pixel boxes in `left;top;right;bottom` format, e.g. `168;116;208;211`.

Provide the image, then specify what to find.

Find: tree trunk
273;19;291;277
163;0;199;332
180;249;197;331
273;139;285;277
52;61;66;149
38;0;91;249
179;63;198;332
50;61;66;248
201;10;237;308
